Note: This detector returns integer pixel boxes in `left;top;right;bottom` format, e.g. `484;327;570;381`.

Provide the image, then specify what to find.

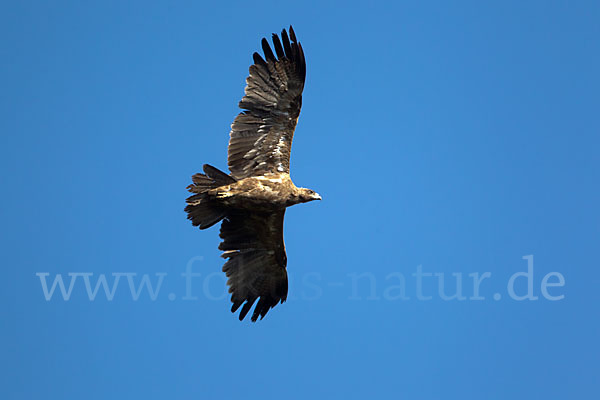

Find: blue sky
1;1;599;399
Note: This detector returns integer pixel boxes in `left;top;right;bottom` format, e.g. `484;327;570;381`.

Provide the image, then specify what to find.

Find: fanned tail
185;164;236;230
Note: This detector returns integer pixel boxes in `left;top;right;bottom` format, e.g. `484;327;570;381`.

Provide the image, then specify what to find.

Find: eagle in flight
185;26;320;322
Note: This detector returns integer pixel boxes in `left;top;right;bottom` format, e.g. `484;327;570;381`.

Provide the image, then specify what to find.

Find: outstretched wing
219;210;288;321
228;26;306;180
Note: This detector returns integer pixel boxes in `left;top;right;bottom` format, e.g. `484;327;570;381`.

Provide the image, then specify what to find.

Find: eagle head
297;188;322;203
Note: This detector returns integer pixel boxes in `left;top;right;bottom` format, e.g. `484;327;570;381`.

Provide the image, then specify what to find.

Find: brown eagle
185;26;320;322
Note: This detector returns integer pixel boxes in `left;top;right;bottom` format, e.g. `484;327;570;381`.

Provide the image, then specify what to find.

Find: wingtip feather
252;51;267;67
261;38;276;62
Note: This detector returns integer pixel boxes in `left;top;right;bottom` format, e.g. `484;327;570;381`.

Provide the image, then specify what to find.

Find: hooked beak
314;193;322;201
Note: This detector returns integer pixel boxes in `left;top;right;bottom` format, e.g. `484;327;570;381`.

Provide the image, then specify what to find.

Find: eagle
185;26;320;322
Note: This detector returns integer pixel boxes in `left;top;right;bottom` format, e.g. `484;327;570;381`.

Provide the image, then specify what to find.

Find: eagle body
185;26;319;322
210;174;317;212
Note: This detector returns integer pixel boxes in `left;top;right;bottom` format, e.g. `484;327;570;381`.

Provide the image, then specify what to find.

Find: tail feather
185;164;236;230
185;200;226;229
187;164;236;194
203;164;236;185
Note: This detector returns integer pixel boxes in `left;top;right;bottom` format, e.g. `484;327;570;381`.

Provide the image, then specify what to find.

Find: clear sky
1;1;599;399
